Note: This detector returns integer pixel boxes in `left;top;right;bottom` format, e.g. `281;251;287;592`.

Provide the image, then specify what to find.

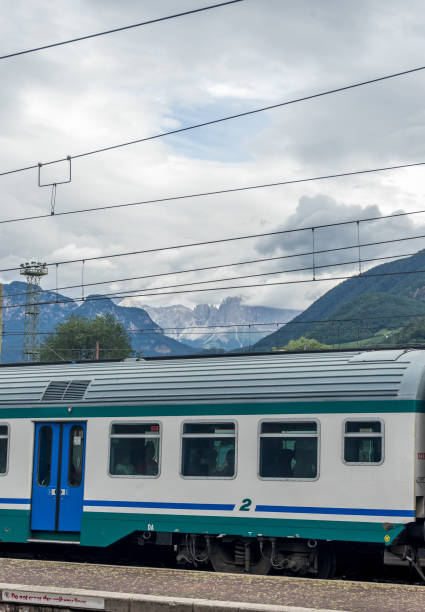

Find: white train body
0;349;424;574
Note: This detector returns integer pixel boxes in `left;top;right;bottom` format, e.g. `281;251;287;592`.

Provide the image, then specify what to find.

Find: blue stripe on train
0;496;413;518
83;499;415;517
255;504;415;517
84;500;235;511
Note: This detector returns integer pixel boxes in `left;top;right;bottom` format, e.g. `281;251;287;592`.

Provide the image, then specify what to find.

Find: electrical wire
2;64;425;178
4;234;425;306
5;247;419;301
2;161;425;227
71;249;425;302
4;231;425;304
0;1;245;61
4;311;425;337
3;207;425;276
4;265;425;311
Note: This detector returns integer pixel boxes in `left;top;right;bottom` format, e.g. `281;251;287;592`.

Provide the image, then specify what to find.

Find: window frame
257;418;320;482
0;423;9;477
108;420;162;479
36;424;53;487
68;424;85;488
180;419;238;480
342;418;384;466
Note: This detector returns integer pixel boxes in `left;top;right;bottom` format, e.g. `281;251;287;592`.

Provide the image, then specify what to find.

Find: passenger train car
0;349;424;577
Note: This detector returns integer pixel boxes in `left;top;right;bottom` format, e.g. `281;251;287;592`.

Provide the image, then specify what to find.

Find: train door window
109;423;160;477
181;422;236;478
37;425;53;486
343;420;383;464
0;425;8;475
259;421;319;480
68;425;85;487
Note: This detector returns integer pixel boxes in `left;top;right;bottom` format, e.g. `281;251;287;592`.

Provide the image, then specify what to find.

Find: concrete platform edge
0;582;346;612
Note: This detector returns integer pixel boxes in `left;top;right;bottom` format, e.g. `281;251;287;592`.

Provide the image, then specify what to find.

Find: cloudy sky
1;0;425;312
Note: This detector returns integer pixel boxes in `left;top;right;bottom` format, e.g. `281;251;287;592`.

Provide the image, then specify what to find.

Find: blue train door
31;422;86;532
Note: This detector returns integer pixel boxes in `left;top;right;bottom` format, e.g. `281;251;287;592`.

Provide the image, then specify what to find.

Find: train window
343;420;383;464
0;425;8;475
109;423;160;477
37;425;52;486
68;425;84;487
181;422;236;478
259;421;318;480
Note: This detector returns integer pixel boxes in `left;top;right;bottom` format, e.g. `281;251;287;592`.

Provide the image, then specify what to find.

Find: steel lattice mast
20;261;48;362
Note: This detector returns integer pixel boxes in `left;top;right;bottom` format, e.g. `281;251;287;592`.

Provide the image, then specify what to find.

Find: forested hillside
303;293;425;345
253;251;425;350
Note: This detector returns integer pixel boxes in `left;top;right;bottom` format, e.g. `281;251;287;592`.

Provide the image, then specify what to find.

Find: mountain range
1;282;195;363
1;285;298;363
253;251;425;351
137;297;300;351
5;250;425;363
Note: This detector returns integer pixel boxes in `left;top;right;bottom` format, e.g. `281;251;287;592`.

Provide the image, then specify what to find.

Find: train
0;348;424;578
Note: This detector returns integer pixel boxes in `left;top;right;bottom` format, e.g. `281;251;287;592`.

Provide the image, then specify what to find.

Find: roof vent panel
63;380;91;401
42;380;91;402
42;381;70;402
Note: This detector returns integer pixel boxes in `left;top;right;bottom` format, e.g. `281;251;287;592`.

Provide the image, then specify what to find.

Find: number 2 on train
239;498;252;511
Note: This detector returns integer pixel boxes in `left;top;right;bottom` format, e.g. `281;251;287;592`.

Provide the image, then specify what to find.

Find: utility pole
95;340;100;360
20;261;48;362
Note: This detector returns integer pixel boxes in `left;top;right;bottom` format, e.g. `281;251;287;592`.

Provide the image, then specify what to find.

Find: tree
273;336;330;352
391;316;425;345
40;314;133;361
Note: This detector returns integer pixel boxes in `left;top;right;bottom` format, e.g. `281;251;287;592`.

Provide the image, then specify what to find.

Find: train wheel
315;544;336;579
209;539;271;574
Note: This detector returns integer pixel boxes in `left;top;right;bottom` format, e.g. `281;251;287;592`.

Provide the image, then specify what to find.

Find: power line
4;311;425;337
3;208;425;276
3;264;425;311
2;161;425;227
0;207;422;306
99;251;425;299
68;248;422;302
91;266;425;301
2;64;425;178
5;259;343;301
4;247;417;302
0;1;245;61
1;225;424;306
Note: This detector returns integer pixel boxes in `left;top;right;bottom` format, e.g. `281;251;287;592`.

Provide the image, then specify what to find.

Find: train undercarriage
135;525;425;581
137;532;375;579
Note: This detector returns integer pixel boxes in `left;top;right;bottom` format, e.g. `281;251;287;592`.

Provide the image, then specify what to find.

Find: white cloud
0;0;424;315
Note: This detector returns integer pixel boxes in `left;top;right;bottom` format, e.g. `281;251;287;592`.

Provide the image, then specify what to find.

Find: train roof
0;349;424;408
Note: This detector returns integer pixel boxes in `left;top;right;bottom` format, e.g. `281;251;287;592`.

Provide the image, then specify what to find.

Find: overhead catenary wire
4;310;425;337
2;207;425;276
0;213;423;312
2;64;425;179
2;161;425;227
84;251;425;301
25;245;419;304
3;265;425;312
5;246;421;301
0;1;245;61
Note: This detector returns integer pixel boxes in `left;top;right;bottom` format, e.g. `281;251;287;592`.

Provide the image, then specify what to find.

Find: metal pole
20;262;48;362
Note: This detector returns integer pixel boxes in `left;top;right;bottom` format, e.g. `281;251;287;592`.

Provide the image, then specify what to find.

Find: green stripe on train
0;399;423;419
0;508;407;548
80;511;405;547
0;509;30;542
